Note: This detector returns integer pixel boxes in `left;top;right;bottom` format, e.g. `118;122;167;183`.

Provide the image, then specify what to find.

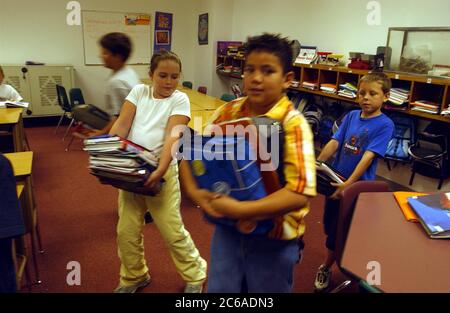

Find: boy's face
357;81;389;117
243;51;292;110
100;48;122;70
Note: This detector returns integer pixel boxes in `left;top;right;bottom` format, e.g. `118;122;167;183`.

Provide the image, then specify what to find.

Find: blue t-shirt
331;110;394;181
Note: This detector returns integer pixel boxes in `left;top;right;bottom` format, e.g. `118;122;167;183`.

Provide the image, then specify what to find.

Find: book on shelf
407;193;450;239
295;46;318;65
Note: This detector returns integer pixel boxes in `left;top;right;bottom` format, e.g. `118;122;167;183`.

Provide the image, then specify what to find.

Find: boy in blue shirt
314;72;395;292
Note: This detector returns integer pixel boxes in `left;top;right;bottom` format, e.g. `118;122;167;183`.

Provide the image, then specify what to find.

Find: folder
407;193;450;239
393;191;428;222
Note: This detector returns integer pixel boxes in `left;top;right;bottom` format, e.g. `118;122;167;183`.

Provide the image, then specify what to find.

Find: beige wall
1;0;448;104
0;0;197;108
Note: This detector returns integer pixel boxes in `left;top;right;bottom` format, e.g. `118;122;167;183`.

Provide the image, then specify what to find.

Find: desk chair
197;86;207;94
408;132;448;190
220;93;236;102
69;88;85;107
331;180;390;293
55;85;75;140
182;81;193;89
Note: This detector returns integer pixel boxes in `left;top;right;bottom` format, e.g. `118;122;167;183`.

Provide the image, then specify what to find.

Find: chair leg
62;118;75;141
35;221;44;254
30;232;42;285
54;113;65;134
65;135;75;152
438;178;443;190
330;280;352;293
409;170;416;186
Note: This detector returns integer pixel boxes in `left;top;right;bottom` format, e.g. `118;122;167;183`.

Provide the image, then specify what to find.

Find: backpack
302;104;323;136
385;114;416;161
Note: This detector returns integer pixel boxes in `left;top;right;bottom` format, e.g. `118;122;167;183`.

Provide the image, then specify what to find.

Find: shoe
314;264;332;292
144;211;153;224
184;283;203;293
114;275;151;293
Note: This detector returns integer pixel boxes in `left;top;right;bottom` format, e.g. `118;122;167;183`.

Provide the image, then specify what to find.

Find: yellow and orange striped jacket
205;95;316;240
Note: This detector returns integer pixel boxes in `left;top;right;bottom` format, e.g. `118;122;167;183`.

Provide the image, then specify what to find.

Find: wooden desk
4;152;34;231
188;110;215;133
180;87;225;111
341;192;450;292
13;183;29;290
0;108;25;152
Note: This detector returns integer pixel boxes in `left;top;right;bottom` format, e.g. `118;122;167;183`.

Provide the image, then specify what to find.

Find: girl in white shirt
0;66;23;102
109;51;207;293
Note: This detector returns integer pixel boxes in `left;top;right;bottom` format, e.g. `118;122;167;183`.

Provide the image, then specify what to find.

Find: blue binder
185;135;274;235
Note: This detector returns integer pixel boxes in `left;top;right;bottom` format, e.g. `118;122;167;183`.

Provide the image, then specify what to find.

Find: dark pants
0;238;17;293
323;198;340;251
207;224;302;293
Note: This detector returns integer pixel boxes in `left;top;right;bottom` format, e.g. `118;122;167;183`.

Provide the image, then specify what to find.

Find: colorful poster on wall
154;12;173;53
198;13;208;45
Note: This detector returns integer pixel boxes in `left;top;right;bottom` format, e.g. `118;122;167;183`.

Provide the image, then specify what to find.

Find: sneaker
144;211;153;224
184;283;203;293
114;276;151;293
314;264;332;292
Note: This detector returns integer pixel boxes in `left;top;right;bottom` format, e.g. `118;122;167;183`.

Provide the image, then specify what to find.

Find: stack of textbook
386;88;410;111
83;135;160;195
338;82;357;99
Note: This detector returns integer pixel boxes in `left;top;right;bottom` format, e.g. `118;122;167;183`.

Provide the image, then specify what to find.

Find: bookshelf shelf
215;49;450;123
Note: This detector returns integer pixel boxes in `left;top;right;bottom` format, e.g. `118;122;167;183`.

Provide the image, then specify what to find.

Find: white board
82;10;152;65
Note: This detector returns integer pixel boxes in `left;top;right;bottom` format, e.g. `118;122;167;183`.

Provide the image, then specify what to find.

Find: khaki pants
117;163;207;286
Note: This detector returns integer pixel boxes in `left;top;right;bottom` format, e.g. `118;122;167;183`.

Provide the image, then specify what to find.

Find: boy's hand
192;189;223;218
329;182;348;200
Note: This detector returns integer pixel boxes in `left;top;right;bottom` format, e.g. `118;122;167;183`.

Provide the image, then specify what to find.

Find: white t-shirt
104;66;140;116
0;84;23;102
126;84;191;155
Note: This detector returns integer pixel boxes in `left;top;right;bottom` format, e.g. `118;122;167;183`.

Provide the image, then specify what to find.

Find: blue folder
407;193;450;239
185;135;274;235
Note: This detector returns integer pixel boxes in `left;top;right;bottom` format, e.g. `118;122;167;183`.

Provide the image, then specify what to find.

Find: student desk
4;151;40;284
341;192;450;292
180;87;225;111
3;151;34;234
0;108;25;152
12;183;29;290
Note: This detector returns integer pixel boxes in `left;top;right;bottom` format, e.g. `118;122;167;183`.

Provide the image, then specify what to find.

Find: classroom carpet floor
23;125;369;293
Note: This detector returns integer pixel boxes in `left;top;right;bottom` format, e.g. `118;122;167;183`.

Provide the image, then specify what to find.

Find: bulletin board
82;10;152;65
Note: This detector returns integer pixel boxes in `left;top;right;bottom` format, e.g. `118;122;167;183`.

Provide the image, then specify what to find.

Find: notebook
185;135;274;235
315;160;346;196
393;191;428;222
407;193;450;239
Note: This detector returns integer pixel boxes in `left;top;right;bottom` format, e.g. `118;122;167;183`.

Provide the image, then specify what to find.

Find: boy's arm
329;150;377;199
210;188;309;220
317;139;339;162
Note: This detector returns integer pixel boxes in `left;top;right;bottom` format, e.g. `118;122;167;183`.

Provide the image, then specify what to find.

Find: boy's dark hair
150;50;182;74
359;72;392;94
99;32;132;62
244;33;293;74
0;65;4;77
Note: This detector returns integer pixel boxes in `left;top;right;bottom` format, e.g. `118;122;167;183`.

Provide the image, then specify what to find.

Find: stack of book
315;160;346;196
290;80;300;88
386;87;410;110
0;101;29;109
338;82;357;99
320;83;337;94
410;100;440;114
302;81;319;90
84;135;160;195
